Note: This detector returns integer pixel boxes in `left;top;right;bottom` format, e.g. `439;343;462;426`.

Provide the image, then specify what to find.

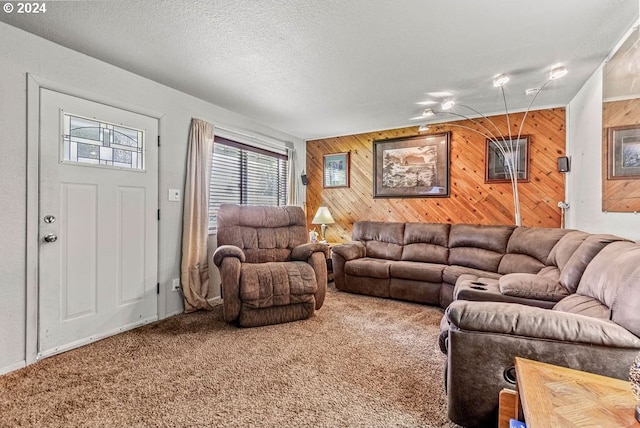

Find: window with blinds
209;136;288;232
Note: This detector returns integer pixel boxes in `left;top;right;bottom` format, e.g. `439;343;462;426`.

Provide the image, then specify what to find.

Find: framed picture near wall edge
485;136;530;183
373;133;450;198
323;152;350;188
607;125;640;180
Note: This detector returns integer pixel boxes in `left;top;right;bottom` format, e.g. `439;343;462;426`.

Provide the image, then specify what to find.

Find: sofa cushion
553;294;611;320
403;222;450;246
547;231;589;271
388;261;444;282
240;262;317;309
401;223;450;264
352;221;405;260
449;224;514;271
402;243;449;264
453;277;558;309
577;241;640;337
498;273;569;302
446;300;640;348
449;224;514;253
345;258;392;279
498;227;570;274
449;247;504;272
558;234;626;294
365;240;403;261
443;265;501;286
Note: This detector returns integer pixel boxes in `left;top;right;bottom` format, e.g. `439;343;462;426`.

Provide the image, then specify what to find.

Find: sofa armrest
498;273;569;302
444;300;640;427
331;241;365;261
212;245;246;266
291;242;330;261
447;300;640;348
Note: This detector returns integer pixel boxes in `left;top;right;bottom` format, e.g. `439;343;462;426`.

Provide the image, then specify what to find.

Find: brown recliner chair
212;204;329;327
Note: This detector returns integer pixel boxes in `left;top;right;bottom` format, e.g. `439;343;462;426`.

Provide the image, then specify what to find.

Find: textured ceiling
1;0;638;139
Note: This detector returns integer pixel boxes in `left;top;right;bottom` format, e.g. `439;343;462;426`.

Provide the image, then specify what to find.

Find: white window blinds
209;136;288;231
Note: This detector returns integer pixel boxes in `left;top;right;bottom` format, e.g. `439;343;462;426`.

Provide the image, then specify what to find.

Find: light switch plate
168;189;181;202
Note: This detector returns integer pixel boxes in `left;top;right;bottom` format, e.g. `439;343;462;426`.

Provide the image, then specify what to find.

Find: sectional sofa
331;221;599;308
331;221;640;427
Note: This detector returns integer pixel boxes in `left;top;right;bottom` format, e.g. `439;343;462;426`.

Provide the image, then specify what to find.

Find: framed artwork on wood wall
373;133;450;198
485;136;530;183
323;152;350;188
607;125;640;179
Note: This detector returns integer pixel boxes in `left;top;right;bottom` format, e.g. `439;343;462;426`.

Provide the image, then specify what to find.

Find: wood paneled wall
602;98;640;212
306;108;566;242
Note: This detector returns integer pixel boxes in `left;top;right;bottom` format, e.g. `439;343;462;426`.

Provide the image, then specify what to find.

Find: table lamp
311;206;335;243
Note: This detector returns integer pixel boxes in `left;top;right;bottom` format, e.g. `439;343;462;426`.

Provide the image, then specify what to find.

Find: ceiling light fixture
493;74;510;87
418;124;430;132
441;100;455;110
420;64;568;226
427;91;453;98
549;65;568;80
422;108;435;117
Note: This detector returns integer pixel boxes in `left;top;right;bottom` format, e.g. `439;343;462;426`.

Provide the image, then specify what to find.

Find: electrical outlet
168;189;181;202
171;278;180;292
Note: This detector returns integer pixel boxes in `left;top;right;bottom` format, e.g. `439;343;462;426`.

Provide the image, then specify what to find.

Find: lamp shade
311;206;335;225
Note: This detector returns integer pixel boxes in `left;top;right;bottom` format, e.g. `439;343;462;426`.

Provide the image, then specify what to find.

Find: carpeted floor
0;285;458;427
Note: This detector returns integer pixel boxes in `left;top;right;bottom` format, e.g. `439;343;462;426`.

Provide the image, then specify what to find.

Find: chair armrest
331;241;365;261
218;257;242;322
308;251;328;309
291;242;330;261
446;300;640;348
212;245;246;267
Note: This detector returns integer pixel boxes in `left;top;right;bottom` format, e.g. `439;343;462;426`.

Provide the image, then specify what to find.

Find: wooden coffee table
500;357;637;428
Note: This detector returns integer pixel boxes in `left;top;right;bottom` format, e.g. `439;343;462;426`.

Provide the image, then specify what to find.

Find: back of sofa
351;221;405;260
556;241;640;338
349;222;615;285
401;222;450;264
447;224;514;271
498;227;571;274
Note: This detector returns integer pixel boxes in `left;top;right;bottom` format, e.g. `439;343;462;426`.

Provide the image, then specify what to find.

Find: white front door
38;89;159;358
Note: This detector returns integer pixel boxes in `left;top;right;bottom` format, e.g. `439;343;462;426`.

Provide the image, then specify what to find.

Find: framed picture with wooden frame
323;152;350;188
373;133;450;198
485;136;530;183
607;125;640;179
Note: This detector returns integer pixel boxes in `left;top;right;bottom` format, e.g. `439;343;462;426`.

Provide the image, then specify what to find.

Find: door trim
26;74;165;366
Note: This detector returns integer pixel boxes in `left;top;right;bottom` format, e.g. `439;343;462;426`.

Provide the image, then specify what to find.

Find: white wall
0;22;305;373
566;68;640;240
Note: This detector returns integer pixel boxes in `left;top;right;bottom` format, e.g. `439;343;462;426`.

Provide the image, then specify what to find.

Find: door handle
43;233;58;243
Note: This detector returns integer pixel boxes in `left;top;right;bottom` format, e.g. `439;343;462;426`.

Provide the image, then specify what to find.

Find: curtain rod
214;125;291;153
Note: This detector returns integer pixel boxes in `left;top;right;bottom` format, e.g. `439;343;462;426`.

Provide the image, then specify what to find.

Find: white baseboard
208;296;223;307
0;360;27;376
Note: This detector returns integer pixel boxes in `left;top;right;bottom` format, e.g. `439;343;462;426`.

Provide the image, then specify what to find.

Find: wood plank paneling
602;98;640;212
306;109;566;242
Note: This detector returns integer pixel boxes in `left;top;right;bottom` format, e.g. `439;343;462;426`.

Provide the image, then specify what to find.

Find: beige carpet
0;285;458;427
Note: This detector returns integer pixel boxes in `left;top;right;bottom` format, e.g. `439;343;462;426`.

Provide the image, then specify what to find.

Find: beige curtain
287;147;300;206
180;118;214;313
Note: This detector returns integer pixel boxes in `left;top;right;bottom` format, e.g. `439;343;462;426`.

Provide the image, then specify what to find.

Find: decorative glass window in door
62;113;145;170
